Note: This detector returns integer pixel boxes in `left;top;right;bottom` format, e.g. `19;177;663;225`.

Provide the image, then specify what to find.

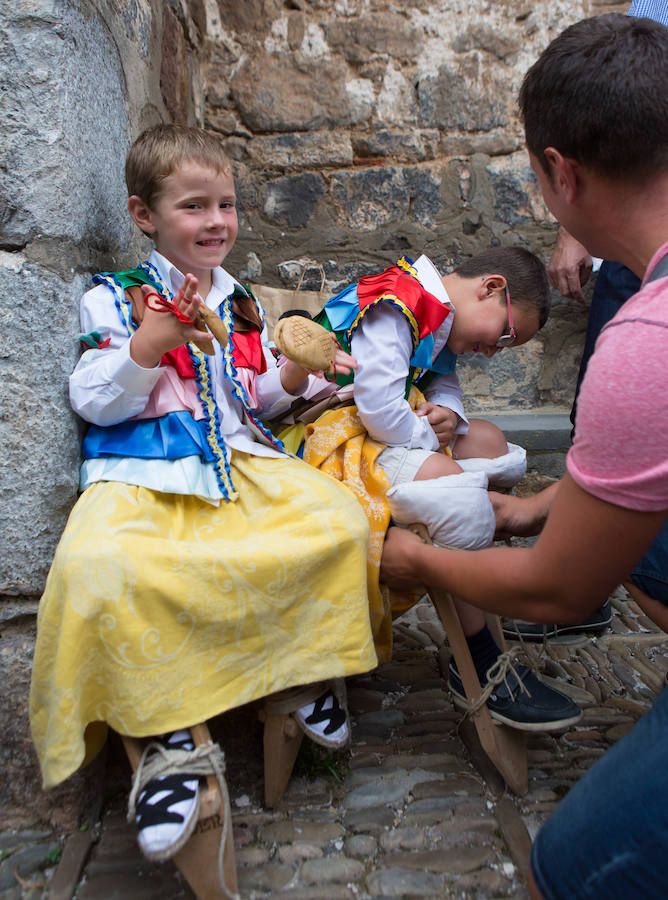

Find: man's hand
380;526;427;589
416;402;457;448
548;226;593;302
489;482;559;539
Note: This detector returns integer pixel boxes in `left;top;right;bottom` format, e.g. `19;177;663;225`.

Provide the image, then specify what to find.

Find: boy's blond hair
125;124;233;209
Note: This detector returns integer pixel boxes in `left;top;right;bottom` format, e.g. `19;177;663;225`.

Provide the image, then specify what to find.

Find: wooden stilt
429;586;528;795
259;710;304;808
122;723;238;899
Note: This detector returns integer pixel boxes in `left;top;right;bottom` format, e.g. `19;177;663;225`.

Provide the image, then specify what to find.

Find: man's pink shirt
567;239;668;512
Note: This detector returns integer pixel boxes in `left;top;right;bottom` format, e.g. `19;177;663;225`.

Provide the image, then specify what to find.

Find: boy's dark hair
454;247;551;328
519;14;668;181
125;124;233;209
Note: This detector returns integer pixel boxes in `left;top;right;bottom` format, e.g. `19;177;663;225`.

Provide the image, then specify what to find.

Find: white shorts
376;446;436;486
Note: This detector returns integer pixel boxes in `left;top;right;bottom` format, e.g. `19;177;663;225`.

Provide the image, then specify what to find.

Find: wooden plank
495;797;532;873
48;831;94;900
261;711;304;808
429;588;528;796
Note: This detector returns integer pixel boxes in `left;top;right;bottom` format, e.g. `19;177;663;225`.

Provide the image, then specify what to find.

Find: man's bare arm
381;474;666;625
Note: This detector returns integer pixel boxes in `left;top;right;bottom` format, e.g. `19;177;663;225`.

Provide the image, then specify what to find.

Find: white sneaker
135;730;200;861
294;691;349;749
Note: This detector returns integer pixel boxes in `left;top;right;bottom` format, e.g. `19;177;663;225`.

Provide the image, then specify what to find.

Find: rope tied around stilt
460;644;543;720
127;739;240;900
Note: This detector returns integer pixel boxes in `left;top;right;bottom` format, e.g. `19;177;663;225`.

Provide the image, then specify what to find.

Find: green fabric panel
110;269;158;289
313;309;354;387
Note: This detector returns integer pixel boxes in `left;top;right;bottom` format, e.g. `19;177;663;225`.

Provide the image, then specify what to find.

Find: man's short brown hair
519;14;668;181
125;124;233;209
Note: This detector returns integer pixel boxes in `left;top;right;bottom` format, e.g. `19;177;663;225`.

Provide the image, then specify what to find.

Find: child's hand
130;275;211;368
279;348;358;393
416;402;457;448
332;348;358;376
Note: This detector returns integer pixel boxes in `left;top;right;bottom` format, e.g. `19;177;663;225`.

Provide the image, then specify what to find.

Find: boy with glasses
283;246;581;731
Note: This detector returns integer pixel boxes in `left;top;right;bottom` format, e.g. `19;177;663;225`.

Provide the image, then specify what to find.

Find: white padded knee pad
386;470;495;551
456;442;526;490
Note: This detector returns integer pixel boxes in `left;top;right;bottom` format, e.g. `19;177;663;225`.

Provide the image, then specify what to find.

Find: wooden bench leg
259;710;304;808
122;723;238;899
428;588;528;796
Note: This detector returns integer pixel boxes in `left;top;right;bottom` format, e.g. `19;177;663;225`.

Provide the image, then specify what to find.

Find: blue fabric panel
82;411;216;462
323;284;360;331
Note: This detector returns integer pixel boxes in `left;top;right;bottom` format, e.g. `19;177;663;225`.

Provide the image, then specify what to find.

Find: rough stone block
0;1;130;250
0;610;104;831
0;257;84;594
262;173;326;227
248;132;353;171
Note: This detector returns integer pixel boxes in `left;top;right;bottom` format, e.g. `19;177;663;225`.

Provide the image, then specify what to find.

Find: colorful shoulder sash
215;284;285;454
315;256;452;393
91;263;237;500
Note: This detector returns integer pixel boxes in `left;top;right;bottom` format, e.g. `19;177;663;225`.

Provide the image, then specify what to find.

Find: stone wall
0;0;205;828
204;0;625;416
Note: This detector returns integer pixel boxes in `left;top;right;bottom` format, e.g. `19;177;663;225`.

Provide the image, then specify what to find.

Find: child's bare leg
453;598;487;636
452;419;527;490
413;451;463;480
452;418;508;460
382;449;580;730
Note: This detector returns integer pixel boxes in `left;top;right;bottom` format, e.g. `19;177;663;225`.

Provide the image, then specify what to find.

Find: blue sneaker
448;659;582;732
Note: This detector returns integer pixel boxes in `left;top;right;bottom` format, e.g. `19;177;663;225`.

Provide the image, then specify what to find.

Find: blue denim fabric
531;684;668;899
570;261;641;430
628;517;668;605
571;261;668;606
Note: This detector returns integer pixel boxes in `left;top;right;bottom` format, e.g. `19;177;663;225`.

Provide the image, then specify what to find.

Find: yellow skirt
30;451;377;789
300;389;426;664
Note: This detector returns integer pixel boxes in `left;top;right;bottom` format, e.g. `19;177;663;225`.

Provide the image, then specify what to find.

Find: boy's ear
477;274;507;301
128;195;156;235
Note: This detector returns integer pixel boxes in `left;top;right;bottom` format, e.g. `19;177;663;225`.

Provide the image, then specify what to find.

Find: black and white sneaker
294;691;349;748
135;730;200;861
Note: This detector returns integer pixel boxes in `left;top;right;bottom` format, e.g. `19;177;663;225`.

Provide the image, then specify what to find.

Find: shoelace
127;739;239;900
458;645;542;719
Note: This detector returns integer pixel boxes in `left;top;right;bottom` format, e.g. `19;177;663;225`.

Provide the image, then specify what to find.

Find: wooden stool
122;723;238;899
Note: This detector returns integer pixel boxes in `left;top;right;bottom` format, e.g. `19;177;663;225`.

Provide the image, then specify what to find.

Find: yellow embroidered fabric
303;387;427;663
30;451;377;789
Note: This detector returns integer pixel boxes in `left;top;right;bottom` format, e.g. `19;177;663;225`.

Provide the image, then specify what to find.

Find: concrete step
485;411;572;478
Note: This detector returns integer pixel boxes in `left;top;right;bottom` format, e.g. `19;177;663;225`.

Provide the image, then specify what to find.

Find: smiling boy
30;124;378;864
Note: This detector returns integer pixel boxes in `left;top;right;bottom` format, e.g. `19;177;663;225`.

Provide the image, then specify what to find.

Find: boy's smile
129;161;238;293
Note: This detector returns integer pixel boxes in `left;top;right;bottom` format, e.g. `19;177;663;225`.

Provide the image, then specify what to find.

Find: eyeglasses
496;286;517;348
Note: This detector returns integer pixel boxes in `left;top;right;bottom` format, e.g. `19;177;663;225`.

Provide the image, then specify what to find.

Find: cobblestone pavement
2;588;667;900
